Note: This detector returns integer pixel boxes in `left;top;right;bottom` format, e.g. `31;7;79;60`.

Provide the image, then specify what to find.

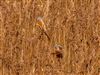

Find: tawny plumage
36;17;47;31
36;17;50;41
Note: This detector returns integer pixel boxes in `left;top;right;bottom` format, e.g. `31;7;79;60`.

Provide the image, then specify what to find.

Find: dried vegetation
0;0;100;75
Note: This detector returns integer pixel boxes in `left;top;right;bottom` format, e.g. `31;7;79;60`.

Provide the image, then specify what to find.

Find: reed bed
0;0;100;75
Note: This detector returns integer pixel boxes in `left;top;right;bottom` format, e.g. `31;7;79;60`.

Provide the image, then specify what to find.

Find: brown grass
0;0;100;75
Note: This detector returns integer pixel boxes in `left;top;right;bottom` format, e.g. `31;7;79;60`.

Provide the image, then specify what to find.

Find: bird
54;44;63;58
36;17;50;41
36;17;47;31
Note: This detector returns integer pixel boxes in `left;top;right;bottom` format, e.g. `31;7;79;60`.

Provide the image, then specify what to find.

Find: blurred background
0;0;100;75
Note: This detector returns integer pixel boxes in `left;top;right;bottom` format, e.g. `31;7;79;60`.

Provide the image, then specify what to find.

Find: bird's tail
43;31;50;41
